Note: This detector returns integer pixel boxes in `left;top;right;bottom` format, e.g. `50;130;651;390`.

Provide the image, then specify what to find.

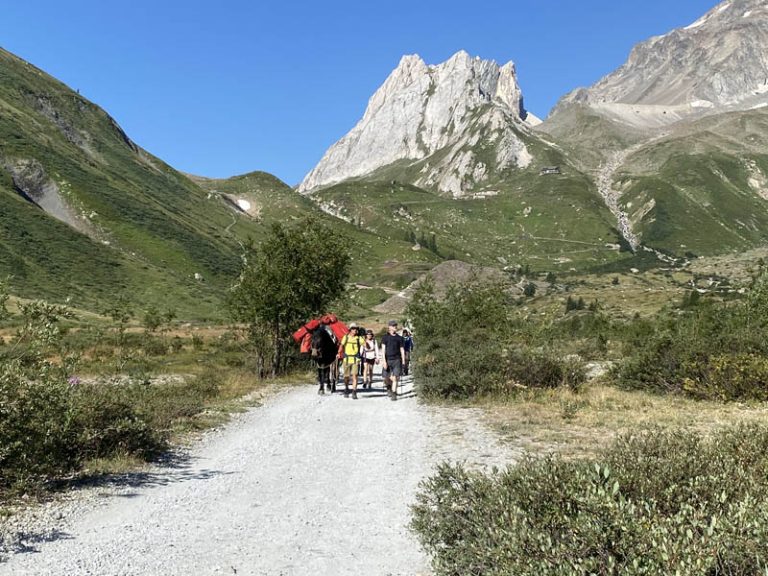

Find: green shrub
681;354;768;402
170;336;184;353
615;273;768;400
0;371;79;486
0;289;223;492
412;424;768;576
72;383;162;461
142;336;168;356
416;340;504;399
505;349;586;391
191;334;204;351
408;277;585;399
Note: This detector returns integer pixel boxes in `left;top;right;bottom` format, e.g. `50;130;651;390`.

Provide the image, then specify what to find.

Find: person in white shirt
361;329;379;389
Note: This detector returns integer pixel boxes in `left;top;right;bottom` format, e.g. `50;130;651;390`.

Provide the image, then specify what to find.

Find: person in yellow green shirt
341;322;365;399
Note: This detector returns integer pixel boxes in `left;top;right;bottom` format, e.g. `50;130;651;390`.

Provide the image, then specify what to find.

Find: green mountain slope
537;104;648;170
0;46;439;318
0;47;256;317
313;169;632;272
192;172;441;290
613;109;768;256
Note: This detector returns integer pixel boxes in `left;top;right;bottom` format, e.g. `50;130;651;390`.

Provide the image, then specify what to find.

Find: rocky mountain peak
552;0;768;127
298;51;532;196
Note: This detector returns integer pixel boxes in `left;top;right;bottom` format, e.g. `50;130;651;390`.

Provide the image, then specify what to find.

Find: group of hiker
339;320;413;401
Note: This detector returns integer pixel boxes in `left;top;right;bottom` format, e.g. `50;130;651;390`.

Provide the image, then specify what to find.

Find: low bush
0;290;230;493
412;424;768;575
615;282;768;400
416;343;503;400
681;353;768;401
504;348;586;391
408;277;585;399
71;383;162;461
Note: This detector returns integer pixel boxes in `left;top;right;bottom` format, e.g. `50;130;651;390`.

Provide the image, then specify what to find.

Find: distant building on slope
539;166;561;176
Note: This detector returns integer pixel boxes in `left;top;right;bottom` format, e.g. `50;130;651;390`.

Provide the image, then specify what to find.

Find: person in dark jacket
402;328;414;376
381;320;406;401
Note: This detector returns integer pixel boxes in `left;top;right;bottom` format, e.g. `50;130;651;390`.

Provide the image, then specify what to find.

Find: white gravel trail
0;375;518;576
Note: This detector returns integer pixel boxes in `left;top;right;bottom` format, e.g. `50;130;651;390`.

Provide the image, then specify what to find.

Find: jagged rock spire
298;51;531;196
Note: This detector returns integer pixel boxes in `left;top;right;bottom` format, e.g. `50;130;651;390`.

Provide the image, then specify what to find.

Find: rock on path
0;376;519;576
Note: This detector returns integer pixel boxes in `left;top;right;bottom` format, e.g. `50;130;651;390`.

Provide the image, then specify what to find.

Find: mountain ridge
298;50;538;198
550;0;768;129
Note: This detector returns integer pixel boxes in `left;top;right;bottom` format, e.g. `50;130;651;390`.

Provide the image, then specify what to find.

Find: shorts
364;358;376;366
383;357;402;378
342;361;359;377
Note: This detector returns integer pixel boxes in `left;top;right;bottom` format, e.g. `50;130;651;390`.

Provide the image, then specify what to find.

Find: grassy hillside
0;47;251;318
537;104;648;170
314;165;634;273
6;41;767;320
615;109;768;257
193;172;441;291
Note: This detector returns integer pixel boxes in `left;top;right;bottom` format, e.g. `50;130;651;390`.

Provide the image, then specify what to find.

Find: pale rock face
554;0;768;127
299;51;531;197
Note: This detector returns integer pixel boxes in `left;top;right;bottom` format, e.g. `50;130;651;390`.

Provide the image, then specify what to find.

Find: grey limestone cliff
299;51;533;197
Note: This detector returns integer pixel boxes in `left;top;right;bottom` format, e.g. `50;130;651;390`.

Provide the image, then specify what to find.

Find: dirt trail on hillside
0;375;519;576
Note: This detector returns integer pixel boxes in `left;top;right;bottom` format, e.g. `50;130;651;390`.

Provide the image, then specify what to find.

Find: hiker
381;319;406;401
361;328;379;389
356;325;367;381
402;328;414;376
340;322;365;399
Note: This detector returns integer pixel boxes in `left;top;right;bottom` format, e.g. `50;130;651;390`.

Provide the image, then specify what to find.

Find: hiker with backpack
361;328;379;389
340;322;365;399
402;328;414;376
381;320;406;401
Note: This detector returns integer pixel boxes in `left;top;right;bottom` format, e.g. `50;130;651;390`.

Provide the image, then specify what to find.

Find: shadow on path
1;529;74;558
52;450;233;497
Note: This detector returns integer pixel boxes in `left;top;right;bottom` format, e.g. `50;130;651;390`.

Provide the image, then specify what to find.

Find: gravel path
0;375;519;576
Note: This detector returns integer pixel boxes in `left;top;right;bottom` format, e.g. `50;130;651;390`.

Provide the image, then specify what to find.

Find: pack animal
310;328;338;394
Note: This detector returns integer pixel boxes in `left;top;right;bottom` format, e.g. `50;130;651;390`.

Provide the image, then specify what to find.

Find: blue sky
1;1;717;185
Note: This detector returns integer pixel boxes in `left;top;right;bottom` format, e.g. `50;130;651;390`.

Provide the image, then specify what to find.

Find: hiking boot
352;391;358;400
390;392;397;401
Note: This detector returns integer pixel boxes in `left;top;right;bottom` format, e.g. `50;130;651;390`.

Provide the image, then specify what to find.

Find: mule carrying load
292;314;350;394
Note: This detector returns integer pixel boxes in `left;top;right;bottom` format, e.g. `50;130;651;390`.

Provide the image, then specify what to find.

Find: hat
349;322;357;328
387;319;398;327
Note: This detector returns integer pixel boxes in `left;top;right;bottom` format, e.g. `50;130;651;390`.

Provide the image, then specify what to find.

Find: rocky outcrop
299;51;533;197
3;158;96;237
553;0;768;127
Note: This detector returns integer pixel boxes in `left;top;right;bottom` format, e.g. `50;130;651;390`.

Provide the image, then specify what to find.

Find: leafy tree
0;280;9;323
103;296;133;369
228;218;351;376
143;305;162;333
523;282;537;297
427;233;438;254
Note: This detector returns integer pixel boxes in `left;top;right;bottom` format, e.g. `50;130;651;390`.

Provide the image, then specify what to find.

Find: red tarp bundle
327;321;349;341
292;325;308;343
292;314;350;351
299;332;312;354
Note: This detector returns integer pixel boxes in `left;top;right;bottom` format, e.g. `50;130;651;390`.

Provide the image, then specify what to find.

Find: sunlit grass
483;382;768;458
